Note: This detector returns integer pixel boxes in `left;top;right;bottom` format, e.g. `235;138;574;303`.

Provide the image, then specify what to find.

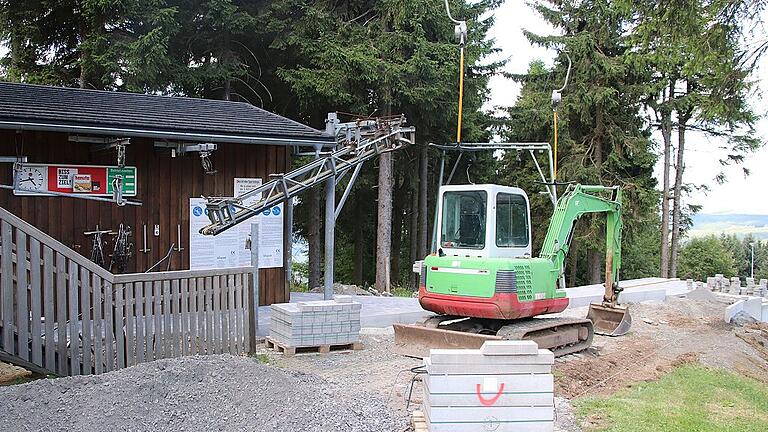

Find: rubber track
496;317;594;357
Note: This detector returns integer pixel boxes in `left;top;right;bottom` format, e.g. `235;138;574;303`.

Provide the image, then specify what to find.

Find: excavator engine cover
587;303;632;336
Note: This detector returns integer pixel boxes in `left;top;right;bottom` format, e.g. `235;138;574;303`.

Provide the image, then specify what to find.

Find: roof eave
0;120;336;147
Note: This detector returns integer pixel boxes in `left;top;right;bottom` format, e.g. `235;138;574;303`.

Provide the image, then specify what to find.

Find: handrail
113;266;253;284
0;206;114;281
0;206;254;285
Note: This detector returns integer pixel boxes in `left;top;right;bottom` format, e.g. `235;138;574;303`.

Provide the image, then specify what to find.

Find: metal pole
324;177;335;300
431;151;446;253
285;198;294;296
249;223;260;351
751;242;755;279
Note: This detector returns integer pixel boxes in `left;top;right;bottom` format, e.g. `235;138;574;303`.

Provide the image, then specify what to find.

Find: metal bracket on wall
175;224;184;252
140;224;151;254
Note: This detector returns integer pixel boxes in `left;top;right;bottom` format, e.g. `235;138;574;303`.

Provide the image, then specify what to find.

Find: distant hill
689;213;768;239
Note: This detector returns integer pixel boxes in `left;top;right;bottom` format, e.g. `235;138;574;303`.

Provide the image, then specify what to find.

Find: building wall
0;129;290;305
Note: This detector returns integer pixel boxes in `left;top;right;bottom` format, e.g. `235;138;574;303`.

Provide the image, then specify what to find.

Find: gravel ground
0;354;399;432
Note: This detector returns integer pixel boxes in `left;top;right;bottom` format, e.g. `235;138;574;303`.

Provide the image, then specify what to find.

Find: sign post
248;222;260;352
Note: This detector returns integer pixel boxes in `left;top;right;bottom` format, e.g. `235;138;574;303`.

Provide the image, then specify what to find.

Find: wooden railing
0;206;256;376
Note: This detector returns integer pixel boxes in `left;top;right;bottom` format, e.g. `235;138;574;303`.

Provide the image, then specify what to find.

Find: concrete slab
564;277;687;308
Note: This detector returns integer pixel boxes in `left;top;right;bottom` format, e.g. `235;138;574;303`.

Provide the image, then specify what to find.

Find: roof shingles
0;82;332;144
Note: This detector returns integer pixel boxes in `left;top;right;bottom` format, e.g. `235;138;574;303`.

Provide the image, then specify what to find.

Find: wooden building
0;82;333;305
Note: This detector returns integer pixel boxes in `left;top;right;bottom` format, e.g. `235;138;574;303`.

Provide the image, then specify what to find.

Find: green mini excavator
393;183;632;357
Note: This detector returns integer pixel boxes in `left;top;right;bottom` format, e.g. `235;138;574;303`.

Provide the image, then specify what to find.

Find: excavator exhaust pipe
587;303;632;336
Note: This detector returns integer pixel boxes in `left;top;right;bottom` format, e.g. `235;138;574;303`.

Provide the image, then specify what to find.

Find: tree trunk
569;240;578;288
353;198;364;286
659;82;675;278
308;189;322;290
587;249;602;284
391;175;406;287
376;151;393;293
670;112;689;278
417;144;429;257
587;107;605;285
409;177;419;288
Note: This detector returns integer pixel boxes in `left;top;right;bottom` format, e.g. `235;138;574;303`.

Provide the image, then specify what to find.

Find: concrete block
743;296;763;320
430;349;554;365
480;340;538;356
425;413;554;432
425;358;551;375
424;402;553;423
424;378;552;406
425;374;554;394
724;300;744;323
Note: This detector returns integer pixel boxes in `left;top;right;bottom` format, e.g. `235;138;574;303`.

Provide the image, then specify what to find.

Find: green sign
107;167;137;197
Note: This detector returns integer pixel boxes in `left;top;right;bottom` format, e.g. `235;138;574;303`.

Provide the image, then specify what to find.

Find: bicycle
84;226;114;268
109;223;134;273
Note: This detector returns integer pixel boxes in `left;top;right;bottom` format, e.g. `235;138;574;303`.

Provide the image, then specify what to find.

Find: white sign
189;198;240;270
188;177;284;270
234;178;284;269
57;167;75;189
256;203;284;268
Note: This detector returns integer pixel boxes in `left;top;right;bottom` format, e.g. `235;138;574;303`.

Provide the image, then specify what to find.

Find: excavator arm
539;184;630;336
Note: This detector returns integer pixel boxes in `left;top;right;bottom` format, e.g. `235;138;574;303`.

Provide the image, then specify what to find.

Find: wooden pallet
411;410;428;432
265;337;363;357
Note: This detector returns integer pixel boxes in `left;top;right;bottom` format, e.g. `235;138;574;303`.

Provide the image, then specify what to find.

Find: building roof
0;82;333;146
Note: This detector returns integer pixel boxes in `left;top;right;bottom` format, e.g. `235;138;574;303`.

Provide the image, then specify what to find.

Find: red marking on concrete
475;383;505;406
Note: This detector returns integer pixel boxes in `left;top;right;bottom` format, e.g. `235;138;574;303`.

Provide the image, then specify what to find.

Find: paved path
255;278;691;335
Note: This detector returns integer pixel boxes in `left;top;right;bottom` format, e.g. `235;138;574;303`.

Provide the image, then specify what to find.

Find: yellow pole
553;109;558;181
456;46;465;144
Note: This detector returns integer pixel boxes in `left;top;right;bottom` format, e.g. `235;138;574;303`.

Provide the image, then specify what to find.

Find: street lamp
750;242;755;279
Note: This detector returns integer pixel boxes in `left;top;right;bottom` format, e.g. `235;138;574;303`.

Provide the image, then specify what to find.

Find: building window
496;193;529;247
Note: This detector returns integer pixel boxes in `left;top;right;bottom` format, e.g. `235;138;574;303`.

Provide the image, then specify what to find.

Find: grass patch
250;353;270;364
575;364;768;431
391;285;416;297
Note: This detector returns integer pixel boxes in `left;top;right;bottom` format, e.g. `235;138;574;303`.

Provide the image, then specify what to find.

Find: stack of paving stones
423;341;555;432
760;279;768;297
269;296;362;349
715;274;726;292
746;277;756;296
730;277;742;295
707;277;718;291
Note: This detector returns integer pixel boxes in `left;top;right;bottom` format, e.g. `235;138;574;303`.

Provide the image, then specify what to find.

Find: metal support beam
445;151;463;185
335;163;363;220
431;150;446;253
324;177;335;300
201;116;414;236
0;156;27;163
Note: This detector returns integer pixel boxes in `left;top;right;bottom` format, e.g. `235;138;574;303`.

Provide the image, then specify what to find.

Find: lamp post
750;242;755;279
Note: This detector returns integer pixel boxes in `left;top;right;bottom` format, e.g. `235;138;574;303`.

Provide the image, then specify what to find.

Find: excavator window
441;191;486;249
496;193;529;247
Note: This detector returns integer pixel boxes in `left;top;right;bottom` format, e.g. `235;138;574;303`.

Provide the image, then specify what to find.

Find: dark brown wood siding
0;129;288;305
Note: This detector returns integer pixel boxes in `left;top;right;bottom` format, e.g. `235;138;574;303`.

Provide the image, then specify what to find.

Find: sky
484;1;768;216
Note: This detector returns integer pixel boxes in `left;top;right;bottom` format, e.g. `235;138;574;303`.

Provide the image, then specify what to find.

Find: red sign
14;163;137;197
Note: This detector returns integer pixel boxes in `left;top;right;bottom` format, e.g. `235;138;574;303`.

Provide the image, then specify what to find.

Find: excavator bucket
587;303;632;336
392;323;501;358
